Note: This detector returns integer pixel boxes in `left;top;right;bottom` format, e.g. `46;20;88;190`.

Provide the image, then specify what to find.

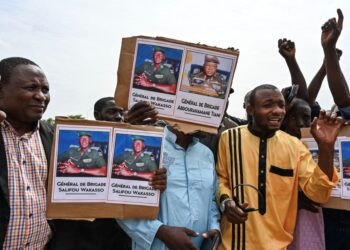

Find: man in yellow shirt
216;84;342;250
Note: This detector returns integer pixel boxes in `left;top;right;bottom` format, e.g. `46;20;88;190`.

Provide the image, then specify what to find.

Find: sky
0;0;349;120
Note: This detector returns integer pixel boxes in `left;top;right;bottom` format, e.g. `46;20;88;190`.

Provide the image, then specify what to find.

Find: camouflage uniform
58;146;106;169
136;61;176;85
114;149;157;172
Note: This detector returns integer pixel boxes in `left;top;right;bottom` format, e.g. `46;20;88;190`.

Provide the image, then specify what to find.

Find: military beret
204;55;219;64
132;135;145;142
78;131;92;137
153;47;165;54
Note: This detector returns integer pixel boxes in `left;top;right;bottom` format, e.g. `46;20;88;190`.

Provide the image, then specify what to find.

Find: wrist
156;225;170;241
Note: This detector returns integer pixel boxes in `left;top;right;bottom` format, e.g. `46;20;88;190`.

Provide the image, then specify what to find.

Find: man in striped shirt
0;57;53;249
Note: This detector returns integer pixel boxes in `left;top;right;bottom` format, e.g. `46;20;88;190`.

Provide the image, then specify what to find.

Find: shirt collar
164;126;199;149
247;124;276;139
1;120;40;138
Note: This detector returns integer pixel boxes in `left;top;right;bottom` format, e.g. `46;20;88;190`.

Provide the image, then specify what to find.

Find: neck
6;118;37;136
247;123;276;139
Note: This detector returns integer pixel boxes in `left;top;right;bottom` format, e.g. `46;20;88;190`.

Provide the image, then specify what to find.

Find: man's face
153;51;165;64
247;89;286;133
203;62;217;77
79;135;91;149
0;64;50;125
283;104;311;139
99;100;124;122
133;139;145;153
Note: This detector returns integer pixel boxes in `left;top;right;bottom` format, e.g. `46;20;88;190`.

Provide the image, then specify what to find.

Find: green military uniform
136;61;177;85
58;146;106;169
114;149;157;172
189;71;227;97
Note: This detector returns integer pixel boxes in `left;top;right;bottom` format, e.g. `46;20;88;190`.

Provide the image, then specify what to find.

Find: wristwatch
220;198;233;213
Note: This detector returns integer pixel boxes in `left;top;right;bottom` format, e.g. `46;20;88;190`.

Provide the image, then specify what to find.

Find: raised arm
278;38;309;102
322;9;350;108
308;49;342;106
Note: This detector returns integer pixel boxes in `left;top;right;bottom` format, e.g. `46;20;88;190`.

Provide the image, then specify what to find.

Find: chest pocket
198;160;214;190
268;165;294;196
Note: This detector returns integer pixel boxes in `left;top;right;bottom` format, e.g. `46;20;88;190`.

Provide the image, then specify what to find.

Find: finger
183;227;199;237
318;109;326;120
337;8;344;30
155;168;167;175
290;41;295;49
278;39;283;48
150;173;167;182
329;111;338;123
335;116;344;125
0;111;6;123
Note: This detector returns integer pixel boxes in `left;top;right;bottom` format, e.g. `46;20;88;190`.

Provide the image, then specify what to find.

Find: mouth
267;117;283;128
28;104;45;112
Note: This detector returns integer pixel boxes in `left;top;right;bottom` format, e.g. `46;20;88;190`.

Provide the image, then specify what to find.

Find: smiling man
0;57;53;249
216;84;342;250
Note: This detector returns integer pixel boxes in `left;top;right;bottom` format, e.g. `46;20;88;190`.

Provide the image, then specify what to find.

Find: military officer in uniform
134;47;177;94
113;136;157;180
57;131;107;176
189;55;227;98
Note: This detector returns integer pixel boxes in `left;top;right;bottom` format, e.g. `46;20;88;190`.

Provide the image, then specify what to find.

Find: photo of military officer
57;131;108;177
133;43;183;95
112;134;162;181
180;51;234;99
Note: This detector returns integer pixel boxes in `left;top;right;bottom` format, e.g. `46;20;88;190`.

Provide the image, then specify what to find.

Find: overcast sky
1;0;349;119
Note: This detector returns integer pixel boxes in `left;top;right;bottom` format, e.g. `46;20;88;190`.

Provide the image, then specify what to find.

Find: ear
94;111;101;120
246;103;254;117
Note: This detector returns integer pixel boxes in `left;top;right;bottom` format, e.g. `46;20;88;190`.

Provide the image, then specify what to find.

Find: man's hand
113;162;133;176
310;109;343;146
58;160;80;174
321;9;344;49
124;101;158;125
278;38;296;60
298;191;320;213
135;73;151;86
343;166;350;178
149;168;167;192
224;199;248;224
0;110;6;123
156;225;199;250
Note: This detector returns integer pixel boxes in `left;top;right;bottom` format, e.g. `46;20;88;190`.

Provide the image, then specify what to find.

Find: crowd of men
0;7;349;250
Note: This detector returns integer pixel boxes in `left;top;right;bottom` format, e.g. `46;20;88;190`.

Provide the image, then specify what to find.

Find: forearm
84;166;107;176
285;58;309;102
308;64;326;106
317;144;335;180
324;47;350;107
153;83;176;94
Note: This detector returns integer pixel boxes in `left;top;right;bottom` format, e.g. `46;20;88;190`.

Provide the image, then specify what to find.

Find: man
94;97;124;122
0;57;53;249
57;131;107;177
134;47;177;94
113;136;157;180
190;55;226;98
118;125;220;250
216;84;342;250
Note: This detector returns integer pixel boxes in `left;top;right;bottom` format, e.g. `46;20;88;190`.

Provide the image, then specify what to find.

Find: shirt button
261;155;265;158
261;139;265;143
260;170;264;174
29;213;33;218
23;160;26;165
27;186;30;191
260;183;264;187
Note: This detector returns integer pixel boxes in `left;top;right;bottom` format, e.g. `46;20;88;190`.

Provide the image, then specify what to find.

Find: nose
34;90;47;102
272;105;285;116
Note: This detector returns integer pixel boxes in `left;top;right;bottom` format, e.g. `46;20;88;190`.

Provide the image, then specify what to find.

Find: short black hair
94;97;114;113
0;57;39;84
287;98;311;114
249;84;279;106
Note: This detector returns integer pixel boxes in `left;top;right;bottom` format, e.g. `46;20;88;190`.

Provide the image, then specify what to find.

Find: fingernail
202;233;208;238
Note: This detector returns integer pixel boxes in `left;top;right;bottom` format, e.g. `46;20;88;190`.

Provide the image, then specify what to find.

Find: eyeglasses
232;183;264;213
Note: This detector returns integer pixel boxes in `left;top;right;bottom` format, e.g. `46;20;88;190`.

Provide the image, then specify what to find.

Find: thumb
183;227;199;237
0;110;6;123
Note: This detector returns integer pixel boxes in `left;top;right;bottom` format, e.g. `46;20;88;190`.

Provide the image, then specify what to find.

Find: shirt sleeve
216;130;232;203
208;166;221;231
298;142;339;204
117;218;163;250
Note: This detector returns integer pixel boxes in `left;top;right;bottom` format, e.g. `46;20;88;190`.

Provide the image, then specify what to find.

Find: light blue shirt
117;127;220;250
